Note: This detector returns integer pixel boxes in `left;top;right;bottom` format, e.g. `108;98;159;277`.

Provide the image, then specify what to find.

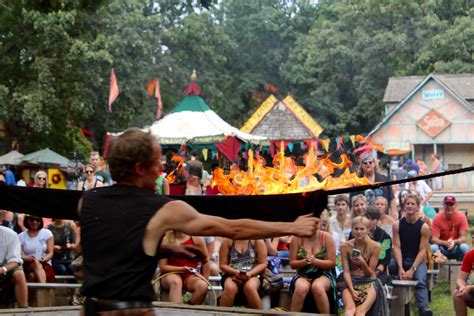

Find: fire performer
79;128;318;315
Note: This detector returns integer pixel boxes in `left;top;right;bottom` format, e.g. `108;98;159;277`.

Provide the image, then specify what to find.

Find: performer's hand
292;214;319;238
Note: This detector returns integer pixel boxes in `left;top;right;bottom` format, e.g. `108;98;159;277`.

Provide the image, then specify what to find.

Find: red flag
155;79;163;119
108;69;119;112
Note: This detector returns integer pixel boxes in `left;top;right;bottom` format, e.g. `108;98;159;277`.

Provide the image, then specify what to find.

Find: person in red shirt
453;249;474;315
431;196;469;261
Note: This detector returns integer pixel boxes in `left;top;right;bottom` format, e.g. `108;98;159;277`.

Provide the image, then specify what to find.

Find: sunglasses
85;170;94;174
37;177;46;180
28;218;41;222
363;161;374;165
444;202;454;206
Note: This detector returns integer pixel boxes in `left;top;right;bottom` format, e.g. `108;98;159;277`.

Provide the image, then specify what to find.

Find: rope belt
152;271;218;306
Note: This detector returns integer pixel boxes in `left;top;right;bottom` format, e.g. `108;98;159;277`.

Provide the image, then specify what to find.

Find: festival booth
369;73;474;192
17;148;70;189
147;71;266;194
240;95;324;156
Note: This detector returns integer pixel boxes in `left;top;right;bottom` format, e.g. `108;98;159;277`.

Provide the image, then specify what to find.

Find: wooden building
369;73;474;192
241;95;323;153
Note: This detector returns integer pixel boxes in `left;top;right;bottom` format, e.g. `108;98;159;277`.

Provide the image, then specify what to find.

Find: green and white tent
149;73;265;145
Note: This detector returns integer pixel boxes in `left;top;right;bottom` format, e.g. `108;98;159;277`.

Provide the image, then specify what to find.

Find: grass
424;280;456;316
414;213;474;315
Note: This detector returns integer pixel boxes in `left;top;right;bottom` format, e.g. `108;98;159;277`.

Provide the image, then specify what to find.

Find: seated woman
18;215;55;283
159;231;209;305
374;196;395;237
340;216;388;316
351;194;368;218
219;239;267;309
289;214;337;313
47;219;77;275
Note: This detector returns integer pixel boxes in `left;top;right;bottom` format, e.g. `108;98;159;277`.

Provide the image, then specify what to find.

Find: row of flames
211;143;369;195
161;142;367;195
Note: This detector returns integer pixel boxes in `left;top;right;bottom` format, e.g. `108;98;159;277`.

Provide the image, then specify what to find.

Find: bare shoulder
421;223;431;234
371;239;381;251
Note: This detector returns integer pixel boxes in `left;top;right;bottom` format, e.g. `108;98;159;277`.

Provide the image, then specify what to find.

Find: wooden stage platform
0;302;318;315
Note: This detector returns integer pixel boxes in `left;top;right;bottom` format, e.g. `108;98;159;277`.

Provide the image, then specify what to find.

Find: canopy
149;72;266;145
19;148;70;167
0;150;24;165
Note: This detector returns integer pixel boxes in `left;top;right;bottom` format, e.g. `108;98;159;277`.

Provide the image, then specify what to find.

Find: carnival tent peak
148;70;266;145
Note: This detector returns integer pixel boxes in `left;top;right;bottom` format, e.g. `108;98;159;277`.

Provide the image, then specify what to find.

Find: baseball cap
444;196;456;204
406;159;413;165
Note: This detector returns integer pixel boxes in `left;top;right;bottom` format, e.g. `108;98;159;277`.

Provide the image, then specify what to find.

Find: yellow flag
202;148;208;161
319;139;330;152
350;135;356;147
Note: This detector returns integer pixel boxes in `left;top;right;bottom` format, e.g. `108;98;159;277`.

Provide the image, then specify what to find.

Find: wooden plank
27;283;81;289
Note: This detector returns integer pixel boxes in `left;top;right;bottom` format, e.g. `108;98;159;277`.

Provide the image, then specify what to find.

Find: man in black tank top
390;193;432;316
79;128;319;315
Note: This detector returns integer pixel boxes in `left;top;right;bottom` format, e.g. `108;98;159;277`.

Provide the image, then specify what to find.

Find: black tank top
80;184;172;301
399;217;424;260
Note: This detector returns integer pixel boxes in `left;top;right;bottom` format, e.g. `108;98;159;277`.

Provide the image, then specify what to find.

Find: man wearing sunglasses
431;196;469;261
350;154;397;218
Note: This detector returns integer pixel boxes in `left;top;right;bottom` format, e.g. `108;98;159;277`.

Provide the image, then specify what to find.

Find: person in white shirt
329;194;352;242
404;170;433;208
0;211;28;307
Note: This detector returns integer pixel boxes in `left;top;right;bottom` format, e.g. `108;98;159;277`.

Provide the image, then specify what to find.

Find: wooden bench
390;280;418;316
27;282;81;307
55;275;77;282
446;261;462;293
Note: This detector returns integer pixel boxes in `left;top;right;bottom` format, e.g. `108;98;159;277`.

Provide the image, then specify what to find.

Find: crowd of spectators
0;149;469;315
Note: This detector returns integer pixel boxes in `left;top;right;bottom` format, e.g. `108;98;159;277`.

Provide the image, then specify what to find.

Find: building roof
370;73;474;137
383;73;474;103
240;95;323;140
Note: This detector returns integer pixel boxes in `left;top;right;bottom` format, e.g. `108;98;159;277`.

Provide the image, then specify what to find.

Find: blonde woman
340;216;388;315
351;194;368;218
374;197;395;237
159;231;209;305
33;170;48;188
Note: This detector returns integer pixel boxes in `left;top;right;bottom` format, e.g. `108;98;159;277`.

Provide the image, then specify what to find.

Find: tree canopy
0;0;472;157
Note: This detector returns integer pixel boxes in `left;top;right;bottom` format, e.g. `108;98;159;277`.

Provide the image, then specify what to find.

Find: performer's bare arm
143;200;318;257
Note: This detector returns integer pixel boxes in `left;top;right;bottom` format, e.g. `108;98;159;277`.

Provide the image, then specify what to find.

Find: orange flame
212;144;369;195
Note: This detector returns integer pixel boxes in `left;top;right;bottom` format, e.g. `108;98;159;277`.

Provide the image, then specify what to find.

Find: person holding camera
390;193;432;316
340;216;388;316
219;238;267;309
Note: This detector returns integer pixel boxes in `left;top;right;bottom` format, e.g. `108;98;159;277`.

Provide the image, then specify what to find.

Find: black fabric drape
0;185;327;222
1;166;471;221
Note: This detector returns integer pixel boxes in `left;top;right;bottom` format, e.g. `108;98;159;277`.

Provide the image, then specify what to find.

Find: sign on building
417;109;451;138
